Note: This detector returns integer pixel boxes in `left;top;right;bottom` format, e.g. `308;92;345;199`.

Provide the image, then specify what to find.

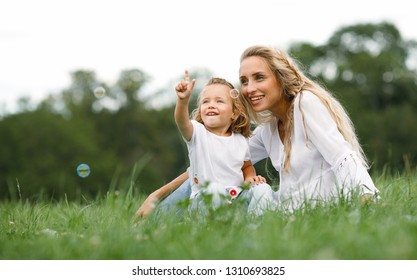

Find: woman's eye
240;79;248;85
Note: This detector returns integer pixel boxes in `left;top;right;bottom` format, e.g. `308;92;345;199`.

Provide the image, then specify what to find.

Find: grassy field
1;170;416;260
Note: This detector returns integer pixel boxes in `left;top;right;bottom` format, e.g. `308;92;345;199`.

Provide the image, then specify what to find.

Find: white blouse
249;91;379;210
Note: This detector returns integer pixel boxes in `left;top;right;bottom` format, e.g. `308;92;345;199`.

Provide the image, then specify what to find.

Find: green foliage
0;110;116;200
0;172;416;259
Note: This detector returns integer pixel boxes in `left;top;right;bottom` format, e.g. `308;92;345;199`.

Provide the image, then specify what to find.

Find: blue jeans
157;179;191;215
156;180;275;216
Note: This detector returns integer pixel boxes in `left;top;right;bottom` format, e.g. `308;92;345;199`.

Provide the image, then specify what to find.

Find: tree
0;111;116;200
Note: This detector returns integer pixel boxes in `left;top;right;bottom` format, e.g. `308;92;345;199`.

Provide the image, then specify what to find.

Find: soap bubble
93;86;106;98
230;89;239;99
77;163;91;178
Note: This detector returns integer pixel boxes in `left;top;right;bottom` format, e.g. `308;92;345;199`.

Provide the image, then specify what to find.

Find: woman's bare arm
134;171;188;219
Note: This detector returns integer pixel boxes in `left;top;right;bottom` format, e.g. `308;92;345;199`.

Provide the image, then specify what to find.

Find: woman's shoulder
295;90;325;112
296;90;320;105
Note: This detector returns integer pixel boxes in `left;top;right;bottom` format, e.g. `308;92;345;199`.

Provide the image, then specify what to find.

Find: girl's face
239;56;283;113
199;84;235;136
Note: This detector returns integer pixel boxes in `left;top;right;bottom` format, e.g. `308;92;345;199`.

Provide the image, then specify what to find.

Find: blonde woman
135;46;379;217
239;45;379;210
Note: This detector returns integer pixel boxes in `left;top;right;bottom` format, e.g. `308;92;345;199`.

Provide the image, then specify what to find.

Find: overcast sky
1;0;415;112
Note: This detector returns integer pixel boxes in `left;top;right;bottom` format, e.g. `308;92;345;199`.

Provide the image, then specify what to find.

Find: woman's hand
134;195;158;220
133;171;189;221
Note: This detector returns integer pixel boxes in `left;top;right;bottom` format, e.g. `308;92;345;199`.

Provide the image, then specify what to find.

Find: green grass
1;171;416;260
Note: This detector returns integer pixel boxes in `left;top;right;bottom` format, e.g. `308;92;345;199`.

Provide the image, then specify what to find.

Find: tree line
1;22;416;201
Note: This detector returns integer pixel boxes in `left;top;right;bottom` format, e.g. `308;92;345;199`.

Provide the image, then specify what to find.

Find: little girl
174;70;266;210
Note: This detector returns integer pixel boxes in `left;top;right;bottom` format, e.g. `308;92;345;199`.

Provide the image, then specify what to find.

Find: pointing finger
184;70;190;82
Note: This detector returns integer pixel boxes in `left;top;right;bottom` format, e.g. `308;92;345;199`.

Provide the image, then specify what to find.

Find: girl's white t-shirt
186;120;251;198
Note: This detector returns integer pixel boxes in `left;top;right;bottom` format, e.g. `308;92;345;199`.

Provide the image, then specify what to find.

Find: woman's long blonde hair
191;77;252;138
240;45;369;172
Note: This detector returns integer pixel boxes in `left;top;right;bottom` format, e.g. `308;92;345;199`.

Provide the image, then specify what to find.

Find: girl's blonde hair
240;45;369;172
191;78;252;138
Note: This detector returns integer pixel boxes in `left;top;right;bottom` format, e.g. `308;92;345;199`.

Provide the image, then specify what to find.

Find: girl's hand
175;70;196;100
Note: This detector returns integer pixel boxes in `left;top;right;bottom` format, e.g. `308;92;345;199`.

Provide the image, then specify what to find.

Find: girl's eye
240;79;248;85
255;75;264;81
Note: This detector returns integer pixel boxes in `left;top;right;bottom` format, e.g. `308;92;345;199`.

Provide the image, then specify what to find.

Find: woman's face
239;56;283;113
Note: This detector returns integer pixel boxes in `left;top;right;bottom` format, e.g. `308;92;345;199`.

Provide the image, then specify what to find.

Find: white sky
1;0;415;112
